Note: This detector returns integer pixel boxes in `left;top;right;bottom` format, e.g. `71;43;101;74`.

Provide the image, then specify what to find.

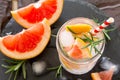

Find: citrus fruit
66;24;92;34
11;0;64;28
68;38;91;59
91;69;114;80
0;19;51;60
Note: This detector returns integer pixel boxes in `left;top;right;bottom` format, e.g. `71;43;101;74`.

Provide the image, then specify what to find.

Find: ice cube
59;30;75;47
100;57;120;74
32;61;47;75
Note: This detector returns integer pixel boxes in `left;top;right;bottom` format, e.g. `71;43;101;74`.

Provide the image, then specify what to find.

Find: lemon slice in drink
66;24;92;34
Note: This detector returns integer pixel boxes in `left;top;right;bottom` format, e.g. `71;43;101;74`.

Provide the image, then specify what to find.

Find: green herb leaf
81;33;104;54
14;69;19;80
47;66;60;70
51;34;57;38
82;43;91;49
1;64;12;69
103;28;115;40
93;17;99;23
5;66;16;74
55;65;62;77
14;61;24;71
2;59;27;80
47;64;62;78
2;59;21;64
94;39;104;45
8;71;13;80
66;26;77;34
22;62;26;79
103;29;111;40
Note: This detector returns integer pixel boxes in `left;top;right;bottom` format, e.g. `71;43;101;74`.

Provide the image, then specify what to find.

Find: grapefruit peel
11;0;64;28
91;69;114;80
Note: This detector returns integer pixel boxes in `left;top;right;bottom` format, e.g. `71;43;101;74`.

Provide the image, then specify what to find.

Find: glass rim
56;17;105;63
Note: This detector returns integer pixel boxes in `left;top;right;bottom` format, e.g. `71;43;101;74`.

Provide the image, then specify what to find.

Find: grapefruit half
0;19;51;60
11;0;64;28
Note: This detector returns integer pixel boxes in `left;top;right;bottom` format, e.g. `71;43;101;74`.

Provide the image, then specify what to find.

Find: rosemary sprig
47;64;62;77
51;34;57;38
1;59;27;80
103;28;115;40
81;33;104;54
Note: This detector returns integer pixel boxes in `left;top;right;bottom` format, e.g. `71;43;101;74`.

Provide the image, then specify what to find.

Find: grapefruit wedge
0;19;51;60
91;69;114;80
11;0;64;28
68;38;92;59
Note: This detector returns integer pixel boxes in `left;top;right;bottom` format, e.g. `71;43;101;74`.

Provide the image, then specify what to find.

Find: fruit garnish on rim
66;24;92;34
11;0;64;28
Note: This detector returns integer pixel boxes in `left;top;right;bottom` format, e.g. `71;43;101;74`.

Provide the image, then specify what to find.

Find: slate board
0;0;120;80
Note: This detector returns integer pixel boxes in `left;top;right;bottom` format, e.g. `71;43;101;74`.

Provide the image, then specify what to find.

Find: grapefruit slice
68;38;92;59
0;19;51;60
91;69;114;80
11;0;64;28
66;24;92;34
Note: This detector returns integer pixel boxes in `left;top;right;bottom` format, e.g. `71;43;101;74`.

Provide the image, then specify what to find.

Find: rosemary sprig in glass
102;28;116;40
1;59;27;80
81;33;105;54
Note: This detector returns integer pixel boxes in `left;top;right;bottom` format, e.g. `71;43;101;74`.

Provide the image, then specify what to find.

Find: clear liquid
56;17;105;75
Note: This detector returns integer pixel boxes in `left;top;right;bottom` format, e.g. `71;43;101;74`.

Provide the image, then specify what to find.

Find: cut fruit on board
0;19;51;60
67;38;92;59
91;68;114;80
11;0;64;28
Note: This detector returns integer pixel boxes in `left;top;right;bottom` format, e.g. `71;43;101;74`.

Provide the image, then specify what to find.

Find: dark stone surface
0;0;120;80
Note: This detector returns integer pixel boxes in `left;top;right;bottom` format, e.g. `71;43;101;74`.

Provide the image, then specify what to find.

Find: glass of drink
56;17;105;75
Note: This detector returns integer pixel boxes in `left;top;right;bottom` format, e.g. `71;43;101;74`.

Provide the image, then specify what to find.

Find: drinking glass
56;17;105;75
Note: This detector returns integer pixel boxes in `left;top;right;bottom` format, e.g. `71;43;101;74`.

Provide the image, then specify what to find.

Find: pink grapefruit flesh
0;19;51;60
11;0;64;28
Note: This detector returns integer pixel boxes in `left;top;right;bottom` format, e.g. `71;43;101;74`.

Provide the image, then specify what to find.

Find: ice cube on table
100;57;120;74
59;30;75;47
32;61;47;75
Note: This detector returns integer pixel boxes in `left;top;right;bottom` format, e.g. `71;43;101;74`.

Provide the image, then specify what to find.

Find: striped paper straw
92;17;114;35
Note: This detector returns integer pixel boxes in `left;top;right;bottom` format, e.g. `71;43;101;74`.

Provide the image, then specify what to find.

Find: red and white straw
92;17;114;35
